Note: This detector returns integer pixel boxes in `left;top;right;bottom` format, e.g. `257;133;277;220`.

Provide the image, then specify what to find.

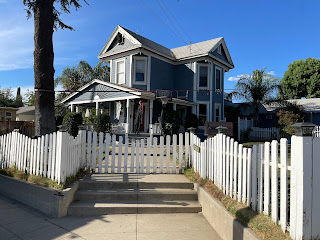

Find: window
5;111;12;121
134;57;147;84
215;104;221;122
199;66;208;88
215;67;222;90
217;45;222;55
116;59;125;84
199;104;207;126
117;33;124;45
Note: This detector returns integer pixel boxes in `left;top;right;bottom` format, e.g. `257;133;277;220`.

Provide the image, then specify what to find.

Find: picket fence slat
118;136;123;173
98;132;104;173
264;142;271;215
166;135;170;173
280;138;288;232
271;140;278;223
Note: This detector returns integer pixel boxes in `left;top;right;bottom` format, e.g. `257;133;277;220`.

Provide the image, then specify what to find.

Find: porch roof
61;79;155;106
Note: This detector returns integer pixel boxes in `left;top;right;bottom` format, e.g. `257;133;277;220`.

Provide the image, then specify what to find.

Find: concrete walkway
0;194;221;240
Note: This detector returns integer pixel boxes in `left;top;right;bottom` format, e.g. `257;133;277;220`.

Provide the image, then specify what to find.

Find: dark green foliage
55;60;110;92
279;58;320;99
161;105;181;136
63;112;83;137
277;102;306;135
184;113;199;130
93;113;111;134
15;87;23;107
0;88;16;107
24;90;35;106
55;115;64;127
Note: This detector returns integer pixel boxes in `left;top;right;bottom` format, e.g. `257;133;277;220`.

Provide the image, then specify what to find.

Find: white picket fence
190;132;320;240
85;131;189;174
313;126;320;137
191;133;290;232
0;130;191;183
0;130;86;184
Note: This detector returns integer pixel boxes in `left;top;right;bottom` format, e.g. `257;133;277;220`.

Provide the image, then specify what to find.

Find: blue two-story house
61;25;234;134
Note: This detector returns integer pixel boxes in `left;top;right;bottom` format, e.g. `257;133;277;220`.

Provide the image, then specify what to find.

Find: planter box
194;183;260;240
0;174;78;217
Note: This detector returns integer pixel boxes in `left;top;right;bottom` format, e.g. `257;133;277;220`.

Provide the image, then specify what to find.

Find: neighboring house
287;98;320;125
0;107;18;121
16;106;35;121
61;25;234;134
225;100;278;128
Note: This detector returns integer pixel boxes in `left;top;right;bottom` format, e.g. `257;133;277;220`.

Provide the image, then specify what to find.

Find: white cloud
0;9;34;71
267;71;275;76
228;74;250;82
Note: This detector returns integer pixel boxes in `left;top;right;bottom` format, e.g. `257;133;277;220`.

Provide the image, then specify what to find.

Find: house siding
150;57;175;90
174;63;194;102
212;46;229;66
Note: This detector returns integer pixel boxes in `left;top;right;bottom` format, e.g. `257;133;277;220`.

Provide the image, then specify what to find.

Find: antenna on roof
136;29;139;34
189;41;192;54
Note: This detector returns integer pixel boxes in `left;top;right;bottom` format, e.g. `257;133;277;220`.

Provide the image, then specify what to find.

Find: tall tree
23;0;87;136
233;68;279;125
24;90;35;106
0;88;15;107
279;58;320;99
15;87;24;107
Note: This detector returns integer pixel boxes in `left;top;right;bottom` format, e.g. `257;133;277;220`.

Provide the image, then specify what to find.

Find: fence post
56;129;67;184
238;117;241;142
290;123;315;240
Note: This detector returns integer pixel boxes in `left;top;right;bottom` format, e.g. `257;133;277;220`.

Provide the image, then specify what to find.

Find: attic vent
217;45;222;55
117;33;125;45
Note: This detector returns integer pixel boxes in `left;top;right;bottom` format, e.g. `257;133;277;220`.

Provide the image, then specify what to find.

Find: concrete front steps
68;174;202;216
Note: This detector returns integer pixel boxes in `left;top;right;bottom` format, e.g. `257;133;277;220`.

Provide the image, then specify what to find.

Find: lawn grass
184;168;291;240
0;167;86;190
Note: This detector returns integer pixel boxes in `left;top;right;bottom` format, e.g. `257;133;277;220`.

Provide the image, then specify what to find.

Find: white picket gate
85;132;189;174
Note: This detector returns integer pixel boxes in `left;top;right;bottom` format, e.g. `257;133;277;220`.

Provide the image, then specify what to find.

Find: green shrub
184;113;199;130
93;113;111;134
63;112;83;137
161;105;181;136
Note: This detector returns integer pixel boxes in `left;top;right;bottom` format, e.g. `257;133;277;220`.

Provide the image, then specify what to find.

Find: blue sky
0;0;319;98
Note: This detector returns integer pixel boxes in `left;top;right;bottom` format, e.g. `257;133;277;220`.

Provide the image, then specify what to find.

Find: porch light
215;126;228;134
290;122;316;136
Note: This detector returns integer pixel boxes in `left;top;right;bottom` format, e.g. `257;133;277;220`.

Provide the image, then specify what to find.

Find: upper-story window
116;59;125;84
133;57;147;85
199;65;209;89
217;45;222;55
215;67;222;90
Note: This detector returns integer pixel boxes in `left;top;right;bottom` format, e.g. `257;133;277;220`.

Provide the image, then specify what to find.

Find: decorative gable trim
98;26;141;59
209;38;234;67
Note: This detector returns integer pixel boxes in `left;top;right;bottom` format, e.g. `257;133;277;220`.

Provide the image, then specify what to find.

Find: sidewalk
0;195;221;240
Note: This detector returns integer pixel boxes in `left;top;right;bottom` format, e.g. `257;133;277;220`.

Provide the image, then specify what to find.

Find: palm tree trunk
33;0;56;136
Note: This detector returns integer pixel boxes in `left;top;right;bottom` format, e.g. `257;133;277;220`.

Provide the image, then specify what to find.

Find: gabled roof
98;25;234;69
61;79;155;105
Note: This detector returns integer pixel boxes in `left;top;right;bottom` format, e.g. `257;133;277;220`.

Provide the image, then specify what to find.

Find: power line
139;0;187;45
154;0;189;46
159;0;192;43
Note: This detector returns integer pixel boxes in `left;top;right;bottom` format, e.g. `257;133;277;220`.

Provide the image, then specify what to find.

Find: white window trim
197;101;209;128
214;103;221;122
215;66;222;90
197;63;210;90
133;56;147;85
115;58;126;84
217;45;222;55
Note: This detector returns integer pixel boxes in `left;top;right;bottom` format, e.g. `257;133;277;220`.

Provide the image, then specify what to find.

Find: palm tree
233;68;279;125
23;0;87;136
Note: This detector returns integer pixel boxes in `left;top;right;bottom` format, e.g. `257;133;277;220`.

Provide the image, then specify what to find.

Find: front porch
62;79;196;135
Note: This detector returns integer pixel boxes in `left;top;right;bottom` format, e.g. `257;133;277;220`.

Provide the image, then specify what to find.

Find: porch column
70;104;74;112
173;103;177;111
75;106;79;113
150;100;153;124
126;99;130;133
96;102;99;116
